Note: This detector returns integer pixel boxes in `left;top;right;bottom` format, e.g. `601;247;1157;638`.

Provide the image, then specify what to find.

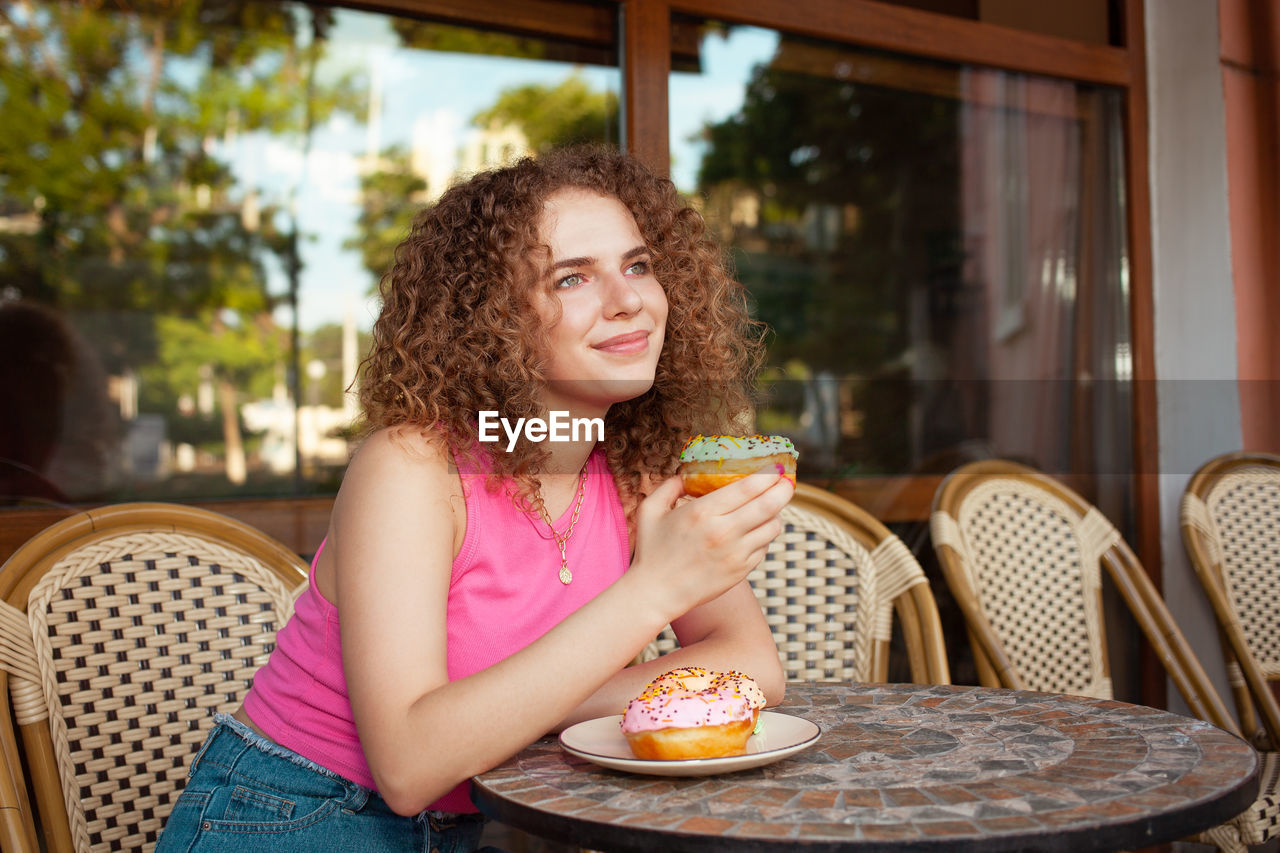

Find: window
671;18;1133;524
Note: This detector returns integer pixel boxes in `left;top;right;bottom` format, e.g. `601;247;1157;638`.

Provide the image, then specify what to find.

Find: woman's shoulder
342;425;461;494
324;427;469;596
352;425;450;465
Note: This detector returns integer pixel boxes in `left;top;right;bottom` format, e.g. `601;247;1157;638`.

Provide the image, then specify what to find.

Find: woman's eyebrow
550;245;648;270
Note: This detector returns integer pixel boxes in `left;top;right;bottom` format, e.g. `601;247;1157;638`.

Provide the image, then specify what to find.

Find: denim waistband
204;713;358;785
200;712;483;828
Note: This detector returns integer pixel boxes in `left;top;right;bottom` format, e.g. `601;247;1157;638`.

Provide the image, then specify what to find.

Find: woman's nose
601;271;643;317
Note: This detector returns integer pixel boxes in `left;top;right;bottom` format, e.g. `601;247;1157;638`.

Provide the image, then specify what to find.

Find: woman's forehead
538;188;638;238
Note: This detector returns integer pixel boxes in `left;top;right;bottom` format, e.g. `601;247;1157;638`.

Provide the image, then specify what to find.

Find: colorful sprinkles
620;667;765;732
678;434;798;463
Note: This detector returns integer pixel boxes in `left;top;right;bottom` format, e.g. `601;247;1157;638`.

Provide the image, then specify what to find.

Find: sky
219;9;778;333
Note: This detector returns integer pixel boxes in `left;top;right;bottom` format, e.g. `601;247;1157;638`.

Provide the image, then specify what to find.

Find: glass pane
0;0;619;506
670;18;1132;526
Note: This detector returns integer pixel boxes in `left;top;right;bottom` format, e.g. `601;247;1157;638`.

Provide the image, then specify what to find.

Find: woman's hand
629;468;794;620
550;470;793;726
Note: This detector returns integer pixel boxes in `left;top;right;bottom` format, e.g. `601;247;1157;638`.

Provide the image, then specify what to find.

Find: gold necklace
538;467;588;585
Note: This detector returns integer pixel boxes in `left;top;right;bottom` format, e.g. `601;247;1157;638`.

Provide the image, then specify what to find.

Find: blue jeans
155;714;489;852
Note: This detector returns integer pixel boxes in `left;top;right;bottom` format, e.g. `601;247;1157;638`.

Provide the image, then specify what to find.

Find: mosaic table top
471;683;1260;852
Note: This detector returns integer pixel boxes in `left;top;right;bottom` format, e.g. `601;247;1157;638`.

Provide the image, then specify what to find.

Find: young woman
156;146;792;852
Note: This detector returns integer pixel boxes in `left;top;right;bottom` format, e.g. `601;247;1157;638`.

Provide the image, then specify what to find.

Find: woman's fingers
699;474;793;540
636;474;685;523
631;469;794;613
735;513;785;563
685;464;784;513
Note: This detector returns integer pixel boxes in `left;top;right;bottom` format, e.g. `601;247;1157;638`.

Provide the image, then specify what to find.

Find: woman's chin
546;377;656;410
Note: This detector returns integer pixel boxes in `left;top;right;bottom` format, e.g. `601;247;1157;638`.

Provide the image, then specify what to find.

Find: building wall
1145;0;1241;715
1220;0;1280;451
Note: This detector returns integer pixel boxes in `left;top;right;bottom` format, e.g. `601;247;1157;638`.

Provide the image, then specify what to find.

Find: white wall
1144;0;1240;718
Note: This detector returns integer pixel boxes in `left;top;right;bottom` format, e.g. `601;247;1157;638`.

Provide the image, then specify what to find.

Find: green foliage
696;52;961;372
152;313;284;390
343;147;426;287
345;75;617;286
302;322;373;406
0;0;359;424
471;73;618;153
390;19;548;61
695;35;967;475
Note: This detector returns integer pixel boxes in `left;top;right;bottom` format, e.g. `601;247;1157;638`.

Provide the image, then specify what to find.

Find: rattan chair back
931;460;1280;853
651;483;950;684
0;503;308;853
930;460;1234;728
1182;451;1280;752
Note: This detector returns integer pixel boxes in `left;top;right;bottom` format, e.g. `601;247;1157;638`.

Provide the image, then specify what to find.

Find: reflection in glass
672;19;1132;522
0;0;619;505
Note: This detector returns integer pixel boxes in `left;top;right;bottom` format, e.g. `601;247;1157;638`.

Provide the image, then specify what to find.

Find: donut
620;667;767;760
679;434;798;497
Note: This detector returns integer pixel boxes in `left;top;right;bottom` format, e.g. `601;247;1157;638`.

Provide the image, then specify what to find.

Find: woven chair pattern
940;480;1109;698
0;530;299;853
652;503;929;682
935;461;1274;853
1189;467;1280;678
1180;456;1280;851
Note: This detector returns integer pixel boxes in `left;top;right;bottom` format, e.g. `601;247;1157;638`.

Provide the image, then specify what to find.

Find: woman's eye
555;272;585;289
625;260;650;276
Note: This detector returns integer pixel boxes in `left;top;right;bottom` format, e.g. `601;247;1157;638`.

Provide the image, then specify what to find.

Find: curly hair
359;145;765;513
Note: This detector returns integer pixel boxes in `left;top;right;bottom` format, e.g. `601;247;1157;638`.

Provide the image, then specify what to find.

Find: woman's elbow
372;766;462;817
747;642;785;706
382;789;428;818
758;660;786;706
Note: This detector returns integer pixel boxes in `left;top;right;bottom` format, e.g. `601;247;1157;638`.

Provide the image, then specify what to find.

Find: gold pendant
559;565;573;585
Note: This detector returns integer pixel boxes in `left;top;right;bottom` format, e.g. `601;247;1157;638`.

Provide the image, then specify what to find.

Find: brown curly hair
359;145;765;513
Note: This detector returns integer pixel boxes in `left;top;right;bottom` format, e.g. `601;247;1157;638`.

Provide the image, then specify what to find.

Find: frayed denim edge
211;712;362;790
209;712;479;825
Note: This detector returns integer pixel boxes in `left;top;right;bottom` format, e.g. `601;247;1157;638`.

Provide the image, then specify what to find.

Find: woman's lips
593;330;650;355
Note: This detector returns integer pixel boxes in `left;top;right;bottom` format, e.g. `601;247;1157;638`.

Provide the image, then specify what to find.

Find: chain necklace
538;467;588;585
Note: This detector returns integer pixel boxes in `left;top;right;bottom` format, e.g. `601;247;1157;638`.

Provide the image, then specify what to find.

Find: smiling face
531;188;669;418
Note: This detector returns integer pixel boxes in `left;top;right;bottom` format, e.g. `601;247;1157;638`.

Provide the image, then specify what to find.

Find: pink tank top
242;446;629;812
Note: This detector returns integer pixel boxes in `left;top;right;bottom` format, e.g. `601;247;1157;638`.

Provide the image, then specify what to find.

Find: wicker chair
0;502;308;853
930;459;1276;853
647;483;950;684
1181;452;1280;846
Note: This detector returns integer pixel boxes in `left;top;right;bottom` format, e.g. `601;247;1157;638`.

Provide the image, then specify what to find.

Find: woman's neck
537;438;596;518
540;437;596;478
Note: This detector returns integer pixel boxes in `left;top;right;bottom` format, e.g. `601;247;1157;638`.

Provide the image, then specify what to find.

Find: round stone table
472;683;1260;852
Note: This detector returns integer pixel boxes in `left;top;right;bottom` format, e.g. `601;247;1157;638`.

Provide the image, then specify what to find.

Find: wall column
1220;0;1280;451
1145;0;1241;716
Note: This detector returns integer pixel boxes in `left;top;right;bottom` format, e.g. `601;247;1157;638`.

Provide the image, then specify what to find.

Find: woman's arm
553;578;785;730
332;430;793;816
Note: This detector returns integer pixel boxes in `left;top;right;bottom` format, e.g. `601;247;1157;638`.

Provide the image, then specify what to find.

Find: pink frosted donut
620;667;766;760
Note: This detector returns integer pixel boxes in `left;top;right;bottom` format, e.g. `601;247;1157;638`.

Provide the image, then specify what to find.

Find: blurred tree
0;0;360;484
471;73;618;153
343;147;426;289
303;322;373;407
694;34;962;474
346;74;617;287
390;18;547;60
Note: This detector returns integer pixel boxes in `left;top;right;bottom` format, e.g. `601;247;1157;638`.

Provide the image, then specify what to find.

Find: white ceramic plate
559;711;821;777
